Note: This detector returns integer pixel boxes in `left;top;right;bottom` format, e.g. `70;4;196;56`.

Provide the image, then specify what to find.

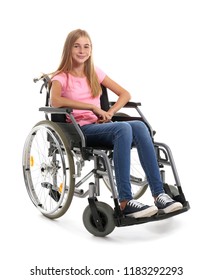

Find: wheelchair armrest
39;107;72;114
109;101;141;108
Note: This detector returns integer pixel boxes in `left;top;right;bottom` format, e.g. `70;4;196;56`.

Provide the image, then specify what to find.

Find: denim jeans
81;121;164;201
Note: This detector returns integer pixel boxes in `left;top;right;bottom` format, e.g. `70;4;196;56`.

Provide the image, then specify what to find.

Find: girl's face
71;36;91;65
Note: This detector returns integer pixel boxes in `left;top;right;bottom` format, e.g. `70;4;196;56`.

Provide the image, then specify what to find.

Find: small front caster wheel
83;201;115;237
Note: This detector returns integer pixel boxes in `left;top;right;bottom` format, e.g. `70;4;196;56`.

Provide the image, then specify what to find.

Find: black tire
83;202;115;237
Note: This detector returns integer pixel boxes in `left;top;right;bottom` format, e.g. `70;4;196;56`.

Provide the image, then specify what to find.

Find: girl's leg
81;122;159;218
128;120;164;197
129;121;183;213
81;122;133;201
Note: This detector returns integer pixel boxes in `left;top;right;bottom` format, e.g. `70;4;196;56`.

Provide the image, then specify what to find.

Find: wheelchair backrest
100;85;110;111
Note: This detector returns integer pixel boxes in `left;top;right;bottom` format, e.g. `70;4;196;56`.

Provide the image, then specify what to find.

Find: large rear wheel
22;120;75;219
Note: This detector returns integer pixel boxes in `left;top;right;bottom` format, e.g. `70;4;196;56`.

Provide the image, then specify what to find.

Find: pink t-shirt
51;67;106;126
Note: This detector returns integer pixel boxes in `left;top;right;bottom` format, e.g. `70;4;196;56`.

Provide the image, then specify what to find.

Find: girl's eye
73;45;90;49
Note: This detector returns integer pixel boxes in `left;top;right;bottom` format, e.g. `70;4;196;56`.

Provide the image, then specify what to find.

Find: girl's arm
50;80;94;110
50;80;112;122
101;75;131;116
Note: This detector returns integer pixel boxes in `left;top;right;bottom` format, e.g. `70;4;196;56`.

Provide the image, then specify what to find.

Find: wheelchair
22;75;190;237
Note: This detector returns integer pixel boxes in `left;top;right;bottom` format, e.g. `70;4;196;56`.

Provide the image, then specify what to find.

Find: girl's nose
79;46;84;53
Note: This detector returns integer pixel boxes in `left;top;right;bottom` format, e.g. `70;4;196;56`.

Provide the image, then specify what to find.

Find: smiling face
71;36;92;66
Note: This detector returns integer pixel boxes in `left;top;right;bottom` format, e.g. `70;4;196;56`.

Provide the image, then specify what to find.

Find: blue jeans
81;121;164;201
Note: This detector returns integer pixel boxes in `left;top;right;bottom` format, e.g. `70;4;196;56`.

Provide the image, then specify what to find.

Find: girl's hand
92;106;113;123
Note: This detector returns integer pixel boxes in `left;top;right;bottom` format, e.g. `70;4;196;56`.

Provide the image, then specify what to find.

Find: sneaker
155;193;183;214
123;199;158;218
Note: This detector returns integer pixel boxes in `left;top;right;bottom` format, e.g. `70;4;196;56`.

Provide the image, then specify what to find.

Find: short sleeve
51;72;67;88
95;66;106;83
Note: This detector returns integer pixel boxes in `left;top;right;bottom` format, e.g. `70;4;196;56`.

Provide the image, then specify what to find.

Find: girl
50;29;183;218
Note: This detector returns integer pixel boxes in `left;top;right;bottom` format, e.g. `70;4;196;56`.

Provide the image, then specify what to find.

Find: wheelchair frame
22;75;190;236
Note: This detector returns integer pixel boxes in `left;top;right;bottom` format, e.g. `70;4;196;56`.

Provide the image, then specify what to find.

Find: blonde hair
51;29;101;97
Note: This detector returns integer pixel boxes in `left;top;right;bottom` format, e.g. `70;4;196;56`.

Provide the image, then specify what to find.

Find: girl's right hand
92;106;113;123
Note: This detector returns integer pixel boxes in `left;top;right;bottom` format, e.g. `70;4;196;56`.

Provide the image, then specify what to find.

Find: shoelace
157;194;173;205
128;200;145;208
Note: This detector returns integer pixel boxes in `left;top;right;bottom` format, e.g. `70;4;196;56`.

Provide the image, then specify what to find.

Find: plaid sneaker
155;193;183;214
123;200;158;218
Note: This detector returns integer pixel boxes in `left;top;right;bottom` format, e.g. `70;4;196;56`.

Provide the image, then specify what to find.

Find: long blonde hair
51;29;101;97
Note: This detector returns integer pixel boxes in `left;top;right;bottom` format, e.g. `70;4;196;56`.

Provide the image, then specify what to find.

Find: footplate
114;201;190;227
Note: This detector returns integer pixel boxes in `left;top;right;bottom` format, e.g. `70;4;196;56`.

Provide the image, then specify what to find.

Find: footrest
114;201;190;227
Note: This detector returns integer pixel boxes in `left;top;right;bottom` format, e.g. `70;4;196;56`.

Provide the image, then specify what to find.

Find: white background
1;0;213;279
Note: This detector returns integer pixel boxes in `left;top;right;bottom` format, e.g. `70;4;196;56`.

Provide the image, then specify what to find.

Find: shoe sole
159;202;183;214
126;206;158;218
